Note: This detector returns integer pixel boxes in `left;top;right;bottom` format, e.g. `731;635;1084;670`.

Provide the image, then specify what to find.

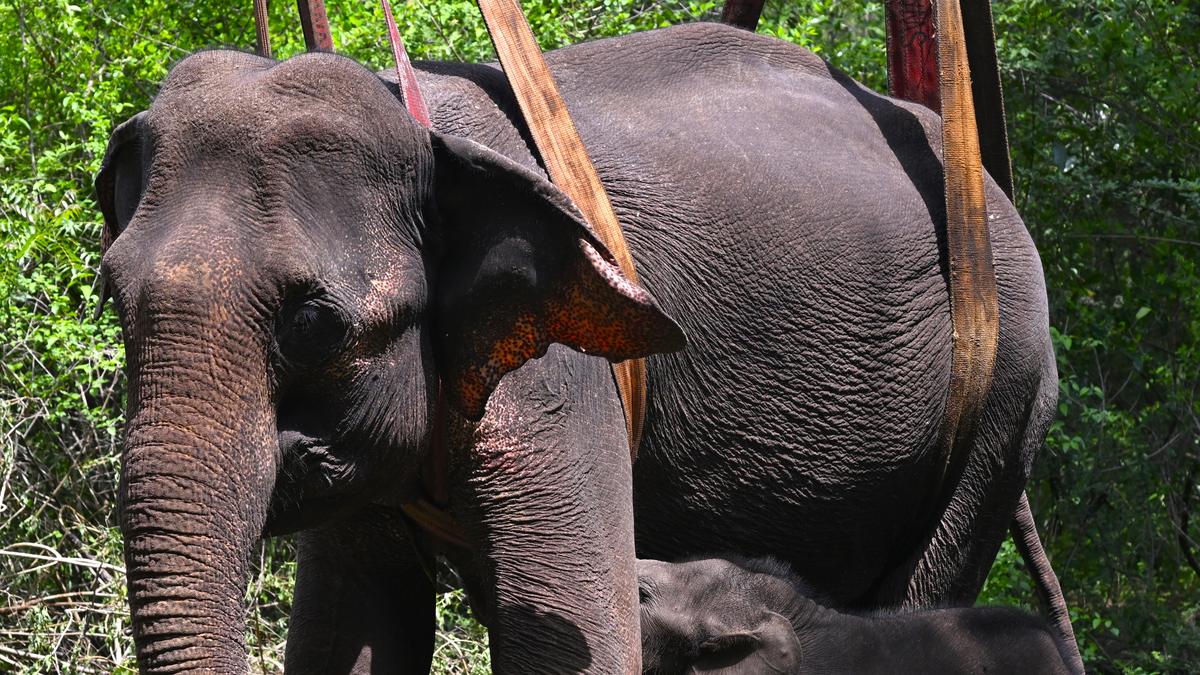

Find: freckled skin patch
547;242;660;356
452;241;678;419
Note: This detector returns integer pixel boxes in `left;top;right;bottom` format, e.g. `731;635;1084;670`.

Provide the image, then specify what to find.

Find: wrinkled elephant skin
96;23;1056;673
637;556;1076;674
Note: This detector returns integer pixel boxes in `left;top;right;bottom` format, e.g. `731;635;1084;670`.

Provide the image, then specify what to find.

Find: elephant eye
277;295;349;366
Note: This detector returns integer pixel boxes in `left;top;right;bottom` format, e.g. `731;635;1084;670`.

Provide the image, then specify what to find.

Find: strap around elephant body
252;0;335;55
474;0;649;459
884;0;1000;565
885;0;1014;199
297;0;334;51
721;0;767;30
253;0;272;58
933;0;1002;523
958;0;1014;200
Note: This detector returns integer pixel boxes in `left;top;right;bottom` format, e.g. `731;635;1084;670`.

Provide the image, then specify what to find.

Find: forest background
1;0;1196;672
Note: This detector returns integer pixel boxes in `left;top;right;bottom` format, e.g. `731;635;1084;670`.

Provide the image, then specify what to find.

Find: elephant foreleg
452;347;642;674
285;504;435;674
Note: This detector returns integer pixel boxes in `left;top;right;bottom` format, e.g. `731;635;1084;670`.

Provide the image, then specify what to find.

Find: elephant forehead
149;49;421;156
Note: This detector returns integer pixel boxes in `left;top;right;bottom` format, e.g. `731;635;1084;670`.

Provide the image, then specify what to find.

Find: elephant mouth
263;429;424;535
263;430;364;535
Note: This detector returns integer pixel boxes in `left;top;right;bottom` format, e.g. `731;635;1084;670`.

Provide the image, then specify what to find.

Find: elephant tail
1010;490;1086;674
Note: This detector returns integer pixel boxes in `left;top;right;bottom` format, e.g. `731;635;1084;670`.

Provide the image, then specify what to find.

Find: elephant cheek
265;334;438;534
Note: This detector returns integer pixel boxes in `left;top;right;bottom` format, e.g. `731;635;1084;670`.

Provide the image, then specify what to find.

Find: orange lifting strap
928;0;999;505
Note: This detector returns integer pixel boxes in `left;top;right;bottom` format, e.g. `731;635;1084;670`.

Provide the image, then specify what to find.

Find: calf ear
693;612;801;674
430;132;685;419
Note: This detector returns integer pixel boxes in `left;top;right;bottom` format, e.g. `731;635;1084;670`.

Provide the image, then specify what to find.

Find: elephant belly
549;25;965;604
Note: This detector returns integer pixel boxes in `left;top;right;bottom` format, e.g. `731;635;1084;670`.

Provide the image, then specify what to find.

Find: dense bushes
1;1;1195;672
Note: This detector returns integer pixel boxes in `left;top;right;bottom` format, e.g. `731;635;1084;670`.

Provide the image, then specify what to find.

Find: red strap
297;0;334;51
381;0;432;126
885;0;941;112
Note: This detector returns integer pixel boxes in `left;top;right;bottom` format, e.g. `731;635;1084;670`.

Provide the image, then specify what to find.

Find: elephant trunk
118;283;277;673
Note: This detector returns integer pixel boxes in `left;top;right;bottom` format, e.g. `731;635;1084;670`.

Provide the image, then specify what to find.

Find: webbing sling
883;0;1000;517
252;1;334;55
253;0;271;58
475;0;650;458
958;0;1014;200
886;0;1014;200
928;0;1000;518
297;0;334;51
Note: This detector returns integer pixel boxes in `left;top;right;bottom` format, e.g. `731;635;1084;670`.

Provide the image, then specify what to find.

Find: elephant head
637;557;806;674
96;49;682;671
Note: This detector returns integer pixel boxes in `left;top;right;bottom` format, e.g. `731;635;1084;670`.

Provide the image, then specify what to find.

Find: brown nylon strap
253;0;272;58
885;0;1013;200
932;0;999;503
297;0;334;51
959;0;1014;201
721;0;767;30
475;0;648;458
402;499;471;550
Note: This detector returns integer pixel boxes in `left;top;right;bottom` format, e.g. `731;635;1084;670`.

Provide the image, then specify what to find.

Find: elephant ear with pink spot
430;133;685;418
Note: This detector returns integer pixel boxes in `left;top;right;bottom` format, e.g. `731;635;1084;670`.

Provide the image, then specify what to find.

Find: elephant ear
430;132;685;419
93;112;147;316
692;612;802;674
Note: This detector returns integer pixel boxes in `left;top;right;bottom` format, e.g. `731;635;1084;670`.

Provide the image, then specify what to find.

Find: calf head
637;557;805;674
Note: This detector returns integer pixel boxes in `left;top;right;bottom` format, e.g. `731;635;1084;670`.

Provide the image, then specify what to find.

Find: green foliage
1;1;1195;673
979;2;1199;672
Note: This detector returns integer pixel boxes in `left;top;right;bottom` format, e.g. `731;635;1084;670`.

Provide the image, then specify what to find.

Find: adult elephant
96;22;1056;673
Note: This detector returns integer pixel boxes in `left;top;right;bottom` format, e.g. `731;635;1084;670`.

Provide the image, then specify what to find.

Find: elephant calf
637;556;1078;674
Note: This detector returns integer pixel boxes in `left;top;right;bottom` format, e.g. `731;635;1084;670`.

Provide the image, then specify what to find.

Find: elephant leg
451;346;641;674
285;504;435;674
887;337;1059;608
